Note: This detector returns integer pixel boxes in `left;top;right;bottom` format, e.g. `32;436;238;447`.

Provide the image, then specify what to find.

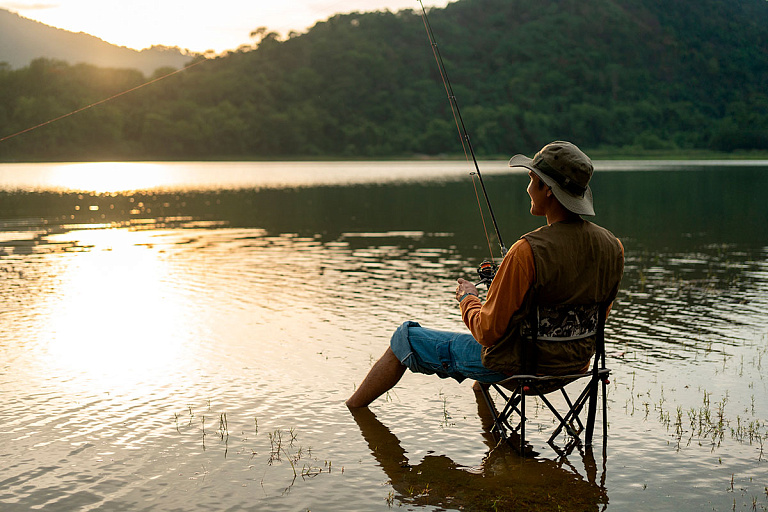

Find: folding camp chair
479;301;611;455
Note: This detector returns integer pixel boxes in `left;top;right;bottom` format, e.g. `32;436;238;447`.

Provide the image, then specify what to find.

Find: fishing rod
417;0;507;277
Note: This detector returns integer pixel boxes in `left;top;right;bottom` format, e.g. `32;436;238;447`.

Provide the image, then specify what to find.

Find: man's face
526;170;550;216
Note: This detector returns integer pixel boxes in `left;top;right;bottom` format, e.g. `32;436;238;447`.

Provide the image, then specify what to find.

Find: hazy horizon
0;0;450;54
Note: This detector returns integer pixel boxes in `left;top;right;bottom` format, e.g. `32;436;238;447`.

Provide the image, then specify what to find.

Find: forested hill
0;9;191;76
1;0;767;161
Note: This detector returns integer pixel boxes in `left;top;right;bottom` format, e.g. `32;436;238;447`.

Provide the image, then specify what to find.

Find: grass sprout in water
169;403;337;497
623;375;768;459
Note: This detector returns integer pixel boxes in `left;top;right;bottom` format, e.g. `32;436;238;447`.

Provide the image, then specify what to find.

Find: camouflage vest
481;219;624;375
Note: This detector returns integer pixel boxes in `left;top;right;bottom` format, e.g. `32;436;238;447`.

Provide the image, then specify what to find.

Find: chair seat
496;372;588;395
497;367;610;394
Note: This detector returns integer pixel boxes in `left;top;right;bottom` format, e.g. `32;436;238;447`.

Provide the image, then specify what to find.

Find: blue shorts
389;321;508;384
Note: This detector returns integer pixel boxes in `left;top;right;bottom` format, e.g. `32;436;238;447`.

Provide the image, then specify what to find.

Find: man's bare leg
346;347;406;408
472;380;486;393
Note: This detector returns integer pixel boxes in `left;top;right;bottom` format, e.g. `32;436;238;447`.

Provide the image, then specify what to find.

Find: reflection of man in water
350;391;607;510
346;141;624;408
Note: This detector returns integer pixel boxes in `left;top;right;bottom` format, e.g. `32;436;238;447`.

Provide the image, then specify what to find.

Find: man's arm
457;239;536;347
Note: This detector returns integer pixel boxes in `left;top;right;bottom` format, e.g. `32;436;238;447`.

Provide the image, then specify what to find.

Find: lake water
0;160;766;511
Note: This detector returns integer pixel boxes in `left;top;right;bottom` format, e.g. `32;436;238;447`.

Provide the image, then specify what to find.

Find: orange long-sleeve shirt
459;238;535;347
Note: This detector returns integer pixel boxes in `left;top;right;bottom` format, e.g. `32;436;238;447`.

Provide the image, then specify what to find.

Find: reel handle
475;260;498;287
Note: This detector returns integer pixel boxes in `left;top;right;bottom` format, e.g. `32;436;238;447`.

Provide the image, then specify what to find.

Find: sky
0;0;449;54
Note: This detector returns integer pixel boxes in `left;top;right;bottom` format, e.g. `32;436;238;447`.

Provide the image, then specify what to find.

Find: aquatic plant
218;413;229;440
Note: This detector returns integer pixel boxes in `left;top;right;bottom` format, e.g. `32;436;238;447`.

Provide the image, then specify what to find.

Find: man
346;141;624;409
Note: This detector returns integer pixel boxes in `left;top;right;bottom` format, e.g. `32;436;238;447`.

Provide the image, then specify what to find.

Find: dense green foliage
1;0;767;161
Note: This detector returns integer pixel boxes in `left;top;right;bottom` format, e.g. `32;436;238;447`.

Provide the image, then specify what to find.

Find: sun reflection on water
49;162;173;193
41;227;192;388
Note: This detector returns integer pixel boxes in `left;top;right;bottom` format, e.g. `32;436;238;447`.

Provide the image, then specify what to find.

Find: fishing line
417;0;507;261
0;57;209;144
471;175;495;265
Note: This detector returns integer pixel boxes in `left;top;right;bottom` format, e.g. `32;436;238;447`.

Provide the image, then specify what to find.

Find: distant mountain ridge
0;8;193;75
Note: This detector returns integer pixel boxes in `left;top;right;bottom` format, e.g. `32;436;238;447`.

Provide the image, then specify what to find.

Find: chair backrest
521;300;608;375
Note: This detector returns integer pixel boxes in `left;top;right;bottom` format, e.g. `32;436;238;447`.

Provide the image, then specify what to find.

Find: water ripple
1;184;767;511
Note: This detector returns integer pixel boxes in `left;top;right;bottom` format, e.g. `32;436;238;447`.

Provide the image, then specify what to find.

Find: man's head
509;141;595;216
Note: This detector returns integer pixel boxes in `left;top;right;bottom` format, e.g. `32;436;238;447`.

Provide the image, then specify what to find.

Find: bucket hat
508;141;595;216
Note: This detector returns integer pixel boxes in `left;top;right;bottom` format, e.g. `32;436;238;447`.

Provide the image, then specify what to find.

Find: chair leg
538;392;576;442
602;377;608;444
560;388;584;431
479;386;504;438
520;388;526;454
585;379;599;447
548;382;591;442
482;383;535;455
479;385;520;440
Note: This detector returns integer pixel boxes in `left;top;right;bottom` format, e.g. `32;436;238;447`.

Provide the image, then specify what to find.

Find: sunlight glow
1;0;449;53
50;162;173;193
42;227;194;388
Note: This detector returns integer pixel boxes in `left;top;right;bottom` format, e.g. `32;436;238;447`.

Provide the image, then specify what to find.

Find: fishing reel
475;260;498;287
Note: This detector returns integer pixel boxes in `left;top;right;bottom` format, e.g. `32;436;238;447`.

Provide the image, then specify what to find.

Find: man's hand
455;278;479;303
